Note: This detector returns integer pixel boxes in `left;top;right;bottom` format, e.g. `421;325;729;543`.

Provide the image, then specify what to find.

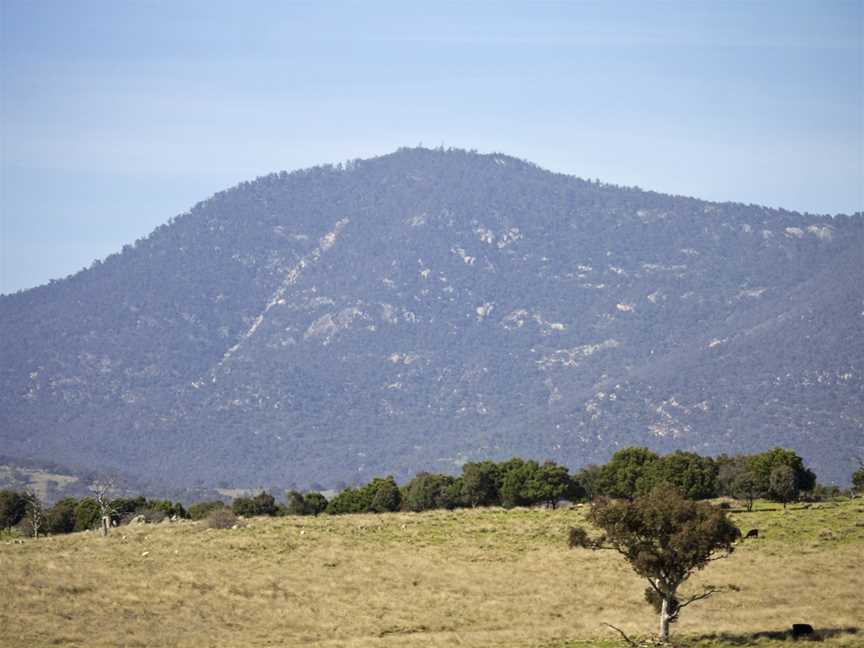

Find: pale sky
1;1;862;294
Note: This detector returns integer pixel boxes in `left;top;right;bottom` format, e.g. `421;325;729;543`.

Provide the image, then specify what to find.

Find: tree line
3;447;861;536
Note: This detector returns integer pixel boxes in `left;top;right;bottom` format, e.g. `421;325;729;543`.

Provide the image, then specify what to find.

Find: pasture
2;500;862;647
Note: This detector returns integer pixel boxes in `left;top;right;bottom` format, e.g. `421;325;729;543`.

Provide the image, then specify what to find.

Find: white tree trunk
101;515;110;537
659;595;671;642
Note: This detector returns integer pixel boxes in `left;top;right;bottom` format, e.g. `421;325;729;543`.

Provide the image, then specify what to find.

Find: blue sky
1;1;861;294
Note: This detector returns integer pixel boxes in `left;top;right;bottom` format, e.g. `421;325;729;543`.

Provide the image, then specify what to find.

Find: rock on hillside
2;147;862;487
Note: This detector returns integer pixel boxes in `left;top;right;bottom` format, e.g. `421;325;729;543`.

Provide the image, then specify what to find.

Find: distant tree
461;461;501;507
110;496;147;523
599;447;660;500
403;473;458;512
0;490;27;530
768;465;798;509
92;478;117;537
233;491;278;517
715;454;748;497
285;490;307;516
731;470;761;512
852;459;864;497
303;492;328;516
747;448;815;498
641;451;718;500
569;484;740;642
74;498;102;531
499;459;540;508
325;487;368;515
369;476;401;513
806;483;841;501
250;491;277;516
574;464;604;501
21;489;45;538
46;497;78;534
527;461;578;508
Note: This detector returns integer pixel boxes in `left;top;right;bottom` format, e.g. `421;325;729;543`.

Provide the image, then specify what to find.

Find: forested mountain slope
2;148;862;487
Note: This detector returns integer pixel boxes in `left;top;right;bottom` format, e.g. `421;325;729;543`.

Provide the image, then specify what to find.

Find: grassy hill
2;499;862;647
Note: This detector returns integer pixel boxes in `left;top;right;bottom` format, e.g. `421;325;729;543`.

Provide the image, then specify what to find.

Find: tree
22;489;45;538
851;458;864;497
403;473;458;512
499;459;540;508
641;451;718;500
46;497;78;534
325;487;368;515
233;491;278;517
526;461;578;508
74;498;102;531
461;461;501;507
574;464;604;501
731;470;760;512
768;465;797;508
303;492;328;516
0;490;27;530
285;490;307;516
569;483;741;642
746;448;815;498
92;478;117;537
369;476;401;513
599;447;660;500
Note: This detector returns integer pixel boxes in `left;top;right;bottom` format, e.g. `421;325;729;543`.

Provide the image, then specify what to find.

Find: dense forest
2;147;862;488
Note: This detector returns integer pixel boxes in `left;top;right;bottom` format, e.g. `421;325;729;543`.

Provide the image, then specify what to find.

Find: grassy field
2;499;862;647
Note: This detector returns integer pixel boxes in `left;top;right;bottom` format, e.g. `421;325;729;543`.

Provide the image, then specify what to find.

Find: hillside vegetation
3;500;862;647
2;147;862;489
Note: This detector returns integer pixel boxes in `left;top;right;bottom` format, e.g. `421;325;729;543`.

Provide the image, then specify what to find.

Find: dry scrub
1;500;862;647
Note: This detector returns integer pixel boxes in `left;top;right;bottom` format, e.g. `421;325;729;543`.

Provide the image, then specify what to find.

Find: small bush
188;500;227;520
206;508;239;529
142;508;167;524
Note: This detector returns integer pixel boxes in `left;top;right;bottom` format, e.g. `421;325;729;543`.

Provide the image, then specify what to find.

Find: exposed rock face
1;148;862;487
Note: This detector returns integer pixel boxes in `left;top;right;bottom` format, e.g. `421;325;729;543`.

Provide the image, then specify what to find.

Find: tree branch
677;586;724;610
602;622;638;648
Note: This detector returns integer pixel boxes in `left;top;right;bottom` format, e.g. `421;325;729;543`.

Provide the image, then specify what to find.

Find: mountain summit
3;148;862;487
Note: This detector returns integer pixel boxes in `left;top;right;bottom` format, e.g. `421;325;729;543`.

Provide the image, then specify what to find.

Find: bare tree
22;488;44;539
91;477;117;537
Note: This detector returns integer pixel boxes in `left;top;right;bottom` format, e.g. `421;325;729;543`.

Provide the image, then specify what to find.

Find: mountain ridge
2;147;862;488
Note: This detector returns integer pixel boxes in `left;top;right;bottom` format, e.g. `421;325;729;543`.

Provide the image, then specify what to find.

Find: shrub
141;508;167;523
188;500;227;520
206;508;239;529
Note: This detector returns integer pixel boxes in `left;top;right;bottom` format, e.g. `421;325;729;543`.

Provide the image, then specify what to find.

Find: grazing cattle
744;528;759;539
792;624;814;637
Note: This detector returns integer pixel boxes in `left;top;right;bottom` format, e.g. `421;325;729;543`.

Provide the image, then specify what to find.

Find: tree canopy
569;483;741;641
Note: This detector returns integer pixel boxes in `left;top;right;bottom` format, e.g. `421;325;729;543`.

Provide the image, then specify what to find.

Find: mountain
2;147;862;489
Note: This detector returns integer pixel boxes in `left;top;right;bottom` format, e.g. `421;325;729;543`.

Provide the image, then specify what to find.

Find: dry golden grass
2;500;863;647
